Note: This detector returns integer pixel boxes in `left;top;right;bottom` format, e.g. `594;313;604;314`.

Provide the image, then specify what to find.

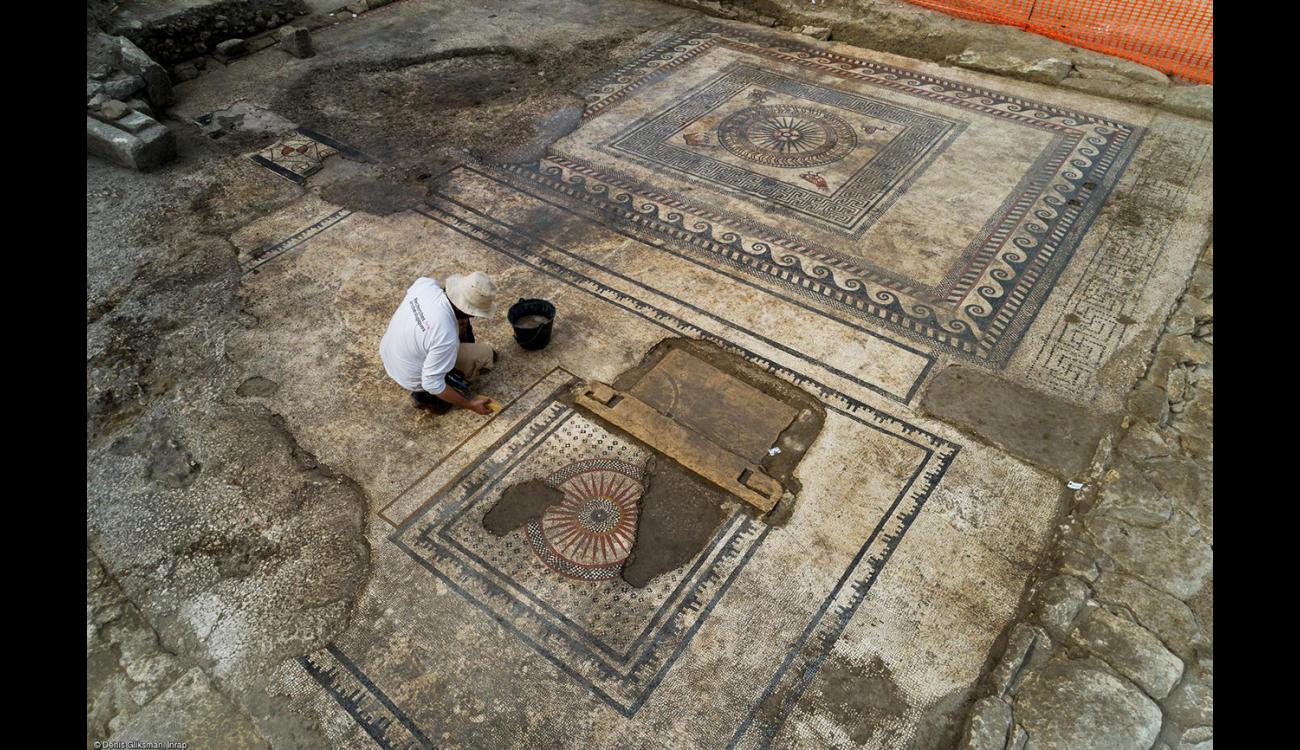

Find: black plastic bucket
508;298;556;351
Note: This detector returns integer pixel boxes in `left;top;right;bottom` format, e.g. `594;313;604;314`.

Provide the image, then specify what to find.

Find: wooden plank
575;381;784;513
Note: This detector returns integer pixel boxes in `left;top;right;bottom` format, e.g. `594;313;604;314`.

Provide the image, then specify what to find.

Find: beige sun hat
444;272;498;317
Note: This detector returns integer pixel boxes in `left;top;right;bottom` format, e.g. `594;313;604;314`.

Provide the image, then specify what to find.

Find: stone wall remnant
87;33;178;171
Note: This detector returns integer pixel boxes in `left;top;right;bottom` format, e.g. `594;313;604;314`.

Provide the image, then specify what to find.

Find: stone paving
86;2;1212;748
959;247;1212;750
88;551;267;746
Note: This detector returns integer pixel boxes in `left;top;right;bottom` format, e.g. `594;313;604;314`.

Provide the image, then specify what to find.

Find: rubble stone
101;100;130;121
796;26;832;41
989;623;1052;696
960;696;1012;750
215;38;249;58
115;111;157;135
1031;575;1090;641
172;63;200;82
276;26;314;58
126;98;154;118
87;115;176;172
111;34;174;108
1164;673;1213;729
101;73;147;100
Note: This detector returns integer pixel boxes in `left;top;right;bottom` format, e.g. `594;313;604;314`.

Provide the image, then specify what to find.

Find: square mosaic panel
608;63;962;235
391;400;767;714
514;22;1146;367
251;133;338;183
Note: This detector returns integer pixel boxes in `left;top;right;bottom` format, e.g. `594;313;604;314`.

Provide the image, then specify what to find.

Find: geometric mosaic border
430;168;936;405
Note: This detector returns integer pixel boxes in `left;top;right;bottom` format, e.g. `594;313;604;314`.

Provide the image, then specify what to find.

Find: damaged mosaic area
395;403;771;713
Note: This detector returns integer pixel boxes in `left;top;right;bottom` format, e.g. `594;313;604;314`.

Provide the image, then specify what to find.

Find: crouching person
380;272;498;415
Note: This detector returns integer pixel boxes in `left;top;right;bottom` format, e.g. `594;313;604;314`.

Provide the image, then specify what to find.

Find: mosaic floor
226;18;1213;750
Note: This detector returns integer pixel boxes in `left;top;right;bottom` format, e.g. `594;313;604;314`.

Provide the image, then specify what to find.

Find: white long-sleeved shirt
379;278;459;395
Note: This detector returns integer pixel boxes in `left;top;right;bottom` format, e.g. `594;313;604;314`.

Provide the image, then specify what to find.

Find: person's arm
434;386;492;415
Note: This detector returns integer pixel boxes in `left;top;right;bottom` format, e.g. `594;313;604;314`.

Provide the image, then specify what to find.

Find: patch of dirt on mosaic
622;461;730;588
921;365;1114;479
272;38;624;167
812;655;910;745
483;478;565;536
319;173;433;216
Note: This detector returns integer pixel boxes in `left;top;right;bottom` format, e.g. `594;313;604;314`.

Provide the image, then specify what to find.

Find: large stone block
949;48;1073;85
1094;572;1208;662
1164;85;1213;122
1086;513;1212;600
1069;605;1184;699
113;35;174;108
276;26;314;58
87;115;176;172
106;667;266;747
1015;662;1162;749
215;38;249;59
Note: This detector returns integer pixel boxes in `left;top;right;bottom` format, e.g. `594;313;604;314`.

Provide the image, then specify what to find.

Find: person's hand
467;396;493;416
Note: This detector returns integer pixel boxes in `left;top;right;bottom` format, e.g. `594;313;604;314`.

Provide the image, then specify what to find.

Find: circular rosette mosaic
717;104;858;169
526;458;645;581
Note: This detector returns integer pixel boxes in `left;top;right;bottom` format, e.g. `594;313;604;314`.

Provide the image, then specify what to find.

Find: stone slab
577;381;783;512
1015;661;1161;750
87;116;176;172
629;347;798;462
922;365;1110;477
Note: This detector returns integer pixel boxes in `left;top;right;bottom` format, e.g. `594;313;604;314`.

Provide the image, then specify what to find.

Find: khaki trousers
455;341;496;380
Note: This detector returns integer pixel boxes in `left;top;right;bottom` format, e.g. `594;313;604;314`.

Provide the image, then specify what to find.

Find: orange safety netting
901;0;1213;84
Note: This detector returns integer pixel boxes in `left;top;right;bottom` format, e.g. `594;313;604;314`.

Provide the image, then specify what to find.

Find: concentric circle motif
526;458;645;581
717;105;858;168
